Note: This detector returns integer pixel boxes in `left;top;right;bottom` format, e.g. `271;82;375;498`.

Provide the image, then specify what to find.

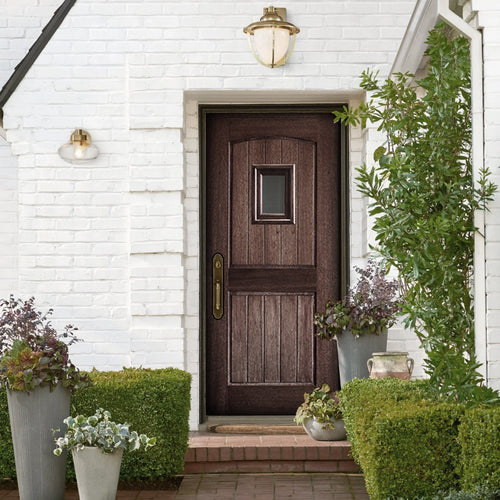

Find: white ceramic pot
303;417;347;441
72;447;124;500
367;351;414;380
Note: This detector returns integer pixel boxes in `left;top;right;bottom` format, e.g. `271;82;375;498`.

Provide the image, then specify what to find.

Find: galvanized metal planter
7;384;70;500
336;330;388;387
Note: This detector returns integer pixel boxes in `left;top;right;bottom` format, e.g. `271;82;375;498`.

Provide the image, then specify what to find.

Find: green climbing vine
334;23;498;404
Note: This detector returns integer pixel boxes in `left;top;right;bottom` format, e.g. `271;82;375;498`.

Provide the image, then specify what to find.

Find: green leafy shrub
458;406;500;493
339;378;464;500
0;367;191;482
334;22;498;403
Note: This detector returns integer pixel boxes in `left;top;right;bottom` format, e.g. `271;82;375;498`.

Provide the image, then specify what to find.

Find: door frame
199;104;350;424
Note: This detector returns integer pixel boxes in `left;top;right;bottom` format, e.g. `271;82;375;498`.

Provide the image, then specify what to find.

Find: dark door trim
199;104;349;423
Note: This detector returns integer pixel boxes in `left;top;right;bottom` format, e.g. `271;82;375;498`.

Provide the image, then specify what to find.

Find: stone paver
0;473;369;499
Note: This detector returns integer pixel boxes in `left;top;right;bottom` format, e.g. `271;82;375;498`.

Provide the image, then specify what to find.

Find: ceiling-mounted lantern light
58;129;99;164
243;6;300;68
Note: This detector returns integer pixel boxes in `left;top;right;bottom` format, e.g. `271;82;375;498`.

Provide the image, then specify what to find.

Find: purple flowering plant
0;295;89;392
314;259;401;338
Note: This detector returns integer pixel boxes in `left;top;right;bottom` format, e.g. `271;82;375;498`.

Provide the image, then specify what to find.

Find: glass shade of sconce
243;6;300;68
58;129;99;164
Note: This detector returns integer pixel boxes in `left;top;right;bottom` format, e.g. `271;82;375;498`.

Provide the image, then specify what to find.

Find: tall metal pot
7;384;70;500
336;329;388;387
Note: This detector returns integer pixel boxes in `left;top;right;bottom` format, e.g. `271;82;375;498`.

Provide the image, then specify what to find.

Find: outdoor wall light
58;129;99;164
243;6;300;68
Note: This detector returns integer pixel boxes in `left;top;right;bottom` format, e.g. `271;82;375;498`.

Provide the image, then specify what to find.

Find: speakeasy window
253;165;294;224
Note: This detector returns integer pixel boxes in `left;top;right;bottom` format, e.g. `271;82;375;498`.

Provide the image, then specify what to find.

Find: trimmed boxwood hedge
458;407;500;493
0;388;15;481
338;378;500;500
365;400;463;499
337;377;432;466
0;367;191;482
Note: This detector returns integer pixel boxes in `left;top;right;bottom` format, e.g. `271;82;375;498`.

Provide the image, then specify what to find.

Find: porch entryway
202;107;344;417
183;431;358;474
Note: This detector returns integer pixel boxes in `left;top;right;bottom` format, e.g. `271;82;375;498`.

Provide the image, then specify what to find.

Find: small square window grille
252;164;295;224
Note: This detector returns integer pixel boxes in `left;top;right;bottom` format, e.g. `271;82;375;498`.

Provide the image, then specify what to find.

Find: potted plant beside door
54;408;156;500
0;296;89;500
293;383;346;441
314;259;401;386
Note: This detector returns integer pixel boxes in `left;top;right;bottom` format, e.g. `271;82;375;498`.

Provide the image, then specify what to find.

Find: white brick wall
0;137;18;297
1;0;422;428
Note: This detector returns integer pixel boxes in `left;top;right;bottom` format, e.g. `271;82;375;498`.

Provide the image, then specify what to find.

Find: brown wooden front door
204;109;342;415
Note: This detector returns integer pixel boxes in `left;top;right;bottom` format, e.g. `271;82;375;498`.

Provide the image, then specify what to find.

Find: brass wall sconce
58;129;99;164
243;6;300;68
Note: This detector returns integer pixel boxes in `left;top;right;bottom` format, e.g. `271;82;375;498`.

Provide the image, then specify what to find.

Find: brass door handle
212;253;224;319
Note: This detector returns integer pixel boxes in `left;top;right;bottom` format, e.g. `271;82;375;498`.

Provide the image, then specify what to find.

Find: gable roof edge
0;0;77;123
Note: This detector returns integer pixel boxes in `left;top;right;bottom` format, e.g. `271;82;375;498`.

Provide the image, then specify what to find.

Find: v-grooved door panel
230;294;314;384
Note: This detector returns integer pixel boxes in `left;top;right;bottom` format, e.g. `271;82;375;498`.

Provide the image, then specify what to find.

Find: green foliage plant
314;258;401;338
53;408;156;456
0;296;89;392
294;383;342;430
333;23;498;404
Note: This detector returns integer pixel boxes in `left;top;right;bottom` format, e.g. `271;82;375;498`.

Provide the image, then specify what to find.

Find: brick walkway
174;473;369;499
0;473;368;499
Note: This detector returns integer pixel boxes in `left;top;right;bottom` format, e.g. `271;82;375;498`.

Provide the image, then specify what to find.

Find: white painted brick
131;241;183;254
487;362;500;381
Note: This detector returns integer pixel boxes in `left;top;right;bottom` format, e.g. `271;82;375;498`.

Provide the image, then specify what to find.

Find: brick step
183;432;359;474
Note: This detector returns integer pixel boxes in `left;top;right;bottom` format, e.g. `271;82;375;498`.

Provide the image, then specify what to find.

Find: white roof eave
391;0;440;75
